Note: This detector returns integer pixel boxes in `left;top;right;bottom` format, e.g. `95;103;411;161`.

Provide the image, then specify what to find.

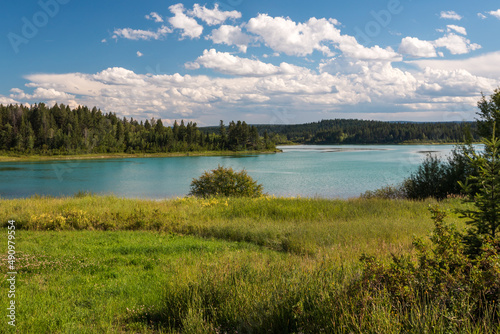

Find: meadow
1;195;497;333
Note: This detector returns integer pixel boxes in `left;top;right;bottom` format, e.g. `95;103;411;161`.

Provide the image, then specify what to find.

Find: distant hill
201;119;478;144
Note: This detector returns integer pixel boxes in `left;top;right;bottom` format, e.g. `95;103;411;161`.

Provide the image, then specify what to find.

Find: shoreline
0;149;282;162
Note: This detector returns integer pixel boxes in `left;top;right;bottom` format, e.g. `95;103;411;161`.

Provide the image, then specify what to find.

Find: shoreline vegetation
0;148;281;162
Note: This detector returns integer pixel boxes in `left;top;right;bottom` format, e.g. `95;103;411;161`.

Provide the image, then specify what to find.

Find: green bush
403;145;476;200
189;165;263;198
354;206;500;330
361;184;407;200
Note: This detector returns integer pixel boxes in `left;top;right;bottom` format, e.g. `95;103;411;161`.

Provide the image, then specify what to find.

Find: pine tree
459;125;500;256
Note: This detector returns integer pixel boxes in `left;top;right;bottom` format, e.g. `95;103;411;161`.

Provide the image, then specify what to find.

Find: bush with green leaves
354;205;500;330
189;165;263;198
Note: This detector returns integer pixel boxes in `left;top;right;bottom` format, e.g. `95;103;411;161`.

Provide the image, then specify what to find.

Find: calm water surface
0;145;457;199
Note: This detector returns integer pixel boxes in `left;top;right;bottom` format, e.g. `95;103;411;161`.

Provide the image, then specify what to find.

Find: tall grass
0;195;467;261
2;195;493;333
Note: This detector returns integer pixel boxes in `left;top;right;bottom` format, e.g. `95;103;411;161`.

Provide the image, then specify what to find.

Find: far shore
0;149;282;162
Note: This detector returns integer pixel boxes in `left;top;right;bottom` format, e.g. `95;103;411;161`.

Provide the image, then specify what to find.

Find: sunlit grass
1;195;467;261
0;195;486;333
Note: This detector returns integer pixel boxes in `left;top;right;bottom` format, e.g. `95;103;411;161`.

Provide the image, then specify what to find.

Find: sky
1;0;500;126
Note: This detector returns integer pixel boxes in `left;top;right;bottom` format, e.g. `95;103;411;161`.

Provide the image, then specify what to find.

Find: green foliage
246;119;478;145
401;143;476;200
361;184;407;200
0;103;272;155
189;165;263;198
355;206;500;331
403;154;452;200
458;125;500;256
476;88;500;139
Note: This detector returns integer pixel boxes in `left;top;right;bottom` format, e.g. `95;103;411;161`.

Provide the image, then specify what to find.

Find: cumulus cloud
246;14;400;61
398;37;437;58
246;14;336;56
399;33;481;58
446;25;466;35
433;33;481;55
10;7;500;122
185;49;310;77
489;9;500;19
137;51;143;57
409;51;500;79
15;49;499;123
0;95;19;105
188;4;241;25
185;49;279;76
207;25;253;52
169;3;204;39
112;26;171;40
145;12;163;23
440;11;462;20
478;13;487;19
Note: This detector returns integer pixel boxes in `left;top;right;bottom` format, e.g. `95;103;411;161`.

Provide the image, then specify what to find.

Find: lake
0;145;458;199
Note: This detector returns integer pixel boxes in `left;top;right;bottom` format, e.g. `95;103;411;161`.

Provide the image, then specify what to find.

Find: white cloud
101;38;107;43
112;26;171;40
145;12;163;23
246;14;400;61
0;95;19;105
185;49;310;77
168;3;203;39
246;14;335;57
489;9;500;19
446;25;466;35
416;67;498;98
440;11;462;20
399;33;481;58
188;4;241;26
433;33;481;55
13;61;500;123
207;25;252;52
409;51;500;79
137;51;143;57
478;13;487;19
398;37;437;58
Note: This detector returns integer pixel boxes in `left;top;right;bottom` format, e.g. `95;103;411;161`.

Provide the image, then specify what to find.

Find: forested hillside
0;103;272;155
246;119;478;144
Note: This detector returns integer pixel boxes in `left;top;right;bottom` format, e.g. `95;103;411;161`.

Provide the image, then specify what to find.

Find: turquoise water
0;145;457;199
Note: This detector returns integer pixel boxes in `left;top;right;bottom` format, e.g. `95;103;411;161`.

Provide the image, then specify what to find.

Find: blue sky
1;0;500;125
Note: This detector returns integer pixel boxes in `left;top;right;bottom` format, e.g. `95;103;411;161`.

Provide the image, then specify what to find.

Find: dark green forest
246;119;479;144
0;103;272;155
0;103;478;156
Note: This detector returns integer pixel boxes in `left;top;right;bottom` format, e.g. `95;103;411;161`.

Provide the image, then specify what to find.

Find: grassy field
1;195;496;333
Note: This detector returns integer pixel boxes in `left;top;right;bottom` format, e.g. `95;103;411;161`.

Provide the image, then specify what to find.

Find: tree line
251;119;479;144
0;103;273;155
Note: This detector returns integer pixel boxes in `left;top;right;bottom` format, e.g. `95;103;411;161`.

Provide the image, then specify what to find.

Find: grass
1;195;496;333
0;149;281;162
0;195;466;259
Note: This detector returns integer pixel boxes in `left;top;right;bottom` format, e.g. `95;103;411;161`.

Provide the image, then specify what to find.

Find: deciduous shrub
354;206;500;330
189;165;263;198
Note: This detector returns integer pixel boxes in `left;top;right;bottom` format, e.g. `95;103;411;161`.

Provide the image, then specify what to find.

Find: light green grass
1;195;467;260
1;196;490;333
